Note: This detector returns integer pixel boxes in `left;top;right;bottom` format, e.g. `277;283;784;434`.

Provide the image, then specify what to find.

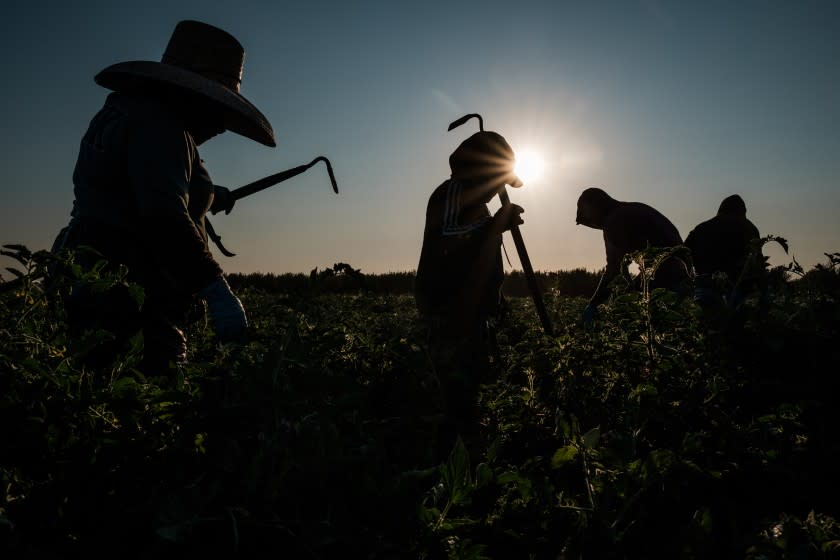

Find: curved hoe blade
447;113;484;132
205;218;236;257
309;156;339;193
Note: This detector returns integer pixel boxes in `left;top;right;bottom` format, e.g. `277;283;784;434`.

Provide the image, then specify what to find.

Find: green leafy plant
2;242;839;559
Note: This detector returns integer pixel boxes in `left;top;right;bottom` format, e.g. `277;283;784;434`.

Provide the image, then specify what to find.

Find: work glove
199;276;247;342
210;185;236;215
581;303;597;329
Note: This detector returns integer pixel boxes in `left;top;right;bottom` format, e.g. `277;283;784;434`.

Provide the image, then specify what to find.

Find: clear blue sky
1;0;838;276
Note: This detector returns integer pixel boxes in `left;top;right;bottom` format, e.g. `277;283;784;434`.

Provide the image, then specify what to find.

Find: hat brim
95;61;276;147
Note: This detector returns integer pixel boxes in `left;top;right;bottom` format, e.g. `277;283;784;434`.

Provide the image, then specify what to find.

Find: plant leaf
551;445;579;468
582;427;601;449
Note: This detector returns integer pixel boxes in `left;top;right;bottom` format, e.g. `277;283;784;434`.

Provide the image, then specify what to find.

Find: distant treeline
226;262;603;298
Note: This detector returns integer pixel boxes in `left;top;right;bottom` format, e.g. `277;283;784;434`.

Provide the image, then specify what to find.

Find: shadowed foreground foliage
1;244;839;559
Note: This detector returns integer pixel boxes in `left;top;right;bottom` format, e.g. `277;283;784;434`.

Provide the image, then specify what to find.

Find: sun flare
514;149;545;185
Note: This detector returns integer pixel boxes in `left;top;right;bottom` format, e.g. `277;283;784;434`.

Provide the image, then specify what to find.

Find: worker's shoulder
687;215;760;245
432;179;453;195
427;179;453;204
424;180;456;222
685;215;718;238
108;92;192;143
606;201;668;225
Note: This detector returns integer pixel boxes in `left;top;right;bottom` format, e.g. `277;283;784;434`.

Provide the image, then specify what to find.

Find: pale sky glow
1;1;838;277
514;150;546;186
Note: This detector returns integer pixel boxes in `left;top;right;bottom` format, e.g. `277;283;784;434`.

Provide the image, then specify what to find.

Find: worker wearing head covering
415;130;524;455
52;20;275;373
685;194;761;307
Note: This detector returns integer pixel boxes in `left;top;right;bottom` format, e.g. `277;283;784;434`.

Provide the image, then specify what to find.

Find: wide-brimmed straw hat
94;20;275;147
449;131;523;188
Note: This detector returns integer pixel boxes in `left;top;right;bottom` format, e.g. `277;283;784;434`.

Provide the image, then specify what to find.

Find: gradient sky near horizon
1;0;838;277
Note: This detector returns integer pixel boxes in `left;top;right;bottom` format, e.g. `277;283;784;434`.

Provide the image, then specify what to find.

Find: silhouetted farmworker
415;131;524;451
51;20;275;373
576;187;686;325
685;194;761;307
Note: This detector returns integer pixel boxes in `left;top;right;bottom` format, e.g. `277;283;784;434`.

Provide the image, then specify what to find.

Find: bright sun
514;150;545;185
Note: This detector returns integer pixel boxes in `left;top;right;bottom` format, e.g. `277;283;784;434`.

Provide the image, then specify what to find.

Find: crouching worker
685;194;762;308
576;187;688;326
51;20;276;374
415;130;524;452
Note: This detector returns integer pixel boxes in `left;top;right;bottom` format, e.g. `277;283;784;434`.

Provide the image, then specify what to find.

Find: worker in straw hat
52;20;275;373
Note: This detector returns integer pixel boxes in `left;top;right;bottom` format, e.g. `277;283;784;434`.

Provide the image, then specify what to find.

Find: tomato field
2;244;839;559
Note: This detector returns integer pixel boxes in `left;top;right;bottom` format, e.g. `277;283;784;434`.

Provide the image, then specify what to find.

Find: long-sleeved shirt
685;214;760;281
69;91;222;294
415;179;503;326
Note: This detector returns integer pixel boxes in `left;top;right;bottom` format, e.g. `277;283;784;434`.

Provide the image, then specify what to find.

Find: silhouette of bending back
685;194;760;282
576;187;685;313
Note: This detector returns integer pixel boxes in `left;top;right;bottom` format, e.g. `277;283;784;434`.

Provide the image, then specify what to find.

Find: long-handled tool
227;156;338;203
447;114;553;336
206;156;339;256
